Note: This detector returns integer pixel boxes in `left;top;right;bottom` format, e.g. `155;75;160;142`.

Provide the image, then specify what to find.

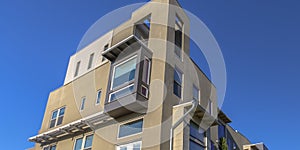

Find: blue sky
0;0;299;149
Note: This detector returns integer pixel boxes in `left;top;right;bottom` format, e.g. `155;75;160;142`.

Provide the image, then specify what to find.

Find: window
175;15;183;59
142;57;151;84
193;85;200;101
109;84;134;102
43;145;56;150
173;67;183;98
111;56;137;89
74;61;81;77
141;85;148;98
50;107;65;128
218;124;225;139
74;134;94;150
87;53;94;69
80;97;86;111
189;121;205;150
102;44;109;62
118;119;143;138
117;141;142;150
208;99;213;115
96;90;102;105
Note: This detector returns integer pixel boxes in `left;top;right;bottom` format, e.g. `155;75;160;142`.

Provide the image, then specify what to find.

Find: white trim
73;133;94;150
108;84;134;103
110;55;137;90
116;141;142;150
141;85;149;98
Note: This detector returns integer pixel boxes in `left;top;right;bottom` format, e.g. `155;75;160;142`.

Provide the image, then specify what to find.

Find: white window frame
141;85;149;98
73;134;94;150
108;84;134;103
110;55;137;90
116;141;142;150
95;90;102;105
43;145;56;150
117;118;144;139
174;67;183;99
80;97;86;111
49;106;65;128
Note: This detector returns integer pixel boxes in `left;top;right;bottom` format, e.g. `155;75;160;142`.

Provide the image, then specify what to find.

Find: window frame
110;55;138;90
80;97;86;111
174;15;184;61
116;141;142;150
49;106;66;128
173;67;183;99
142;57;151;84
73;134;94;150
87;53;94;70
95;89;102;105
108;84;134;103
193;85;200;101
117;118;144;139
74;61;81;77
43;145;56;150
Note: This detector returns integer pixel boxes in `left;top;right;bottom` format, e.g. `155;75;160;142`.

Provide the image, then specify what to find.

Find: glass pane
51;110;58;119
59;107;65;116
50;119;56;128
142;59;150;84
118;119;143;138
57;116;63;126
112;57;137;88
133;142;141;150
173;82;182;98
110;85;134;102
120;146;127;150
74;138;83;150
190;140;204;150
190;121;204;142
193;86;199;100
144;18;150;29
81;98;86;110
50;145;56;150
43;146;49;150
96;90;102;104
174;69;182;84
84;135;94;148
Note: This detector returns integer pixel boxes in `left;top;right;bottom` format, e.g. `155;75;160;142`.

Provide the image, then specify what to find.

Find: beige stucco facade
28;0;259;150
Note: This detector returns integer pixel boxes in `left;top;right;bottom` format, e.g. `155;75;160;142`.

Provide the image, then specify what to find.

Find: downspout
170;99;198;150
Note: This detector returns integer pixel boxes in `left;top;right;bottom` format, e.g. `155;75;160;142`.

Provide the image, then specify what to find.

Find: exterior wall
64;31;113;85
31;1;220;150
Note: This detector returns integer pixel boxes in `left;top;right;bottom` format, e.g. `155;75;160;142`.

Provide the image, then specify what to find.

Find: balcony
103;25;152;118
102;23;149;62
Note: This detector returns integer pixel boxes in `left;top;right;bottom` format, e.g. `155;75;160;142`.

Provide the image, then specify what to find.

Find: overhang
28;111;113;145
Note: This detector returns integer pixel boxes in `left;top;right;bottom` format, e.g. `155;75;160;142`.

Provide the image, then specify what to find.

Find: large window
118;119;143;138
74;134;94;150
43;145;56;150
190;121;205;150
50;107;65;128
173;67;183;98
117;141;142;150
109;56;137;102
111;56;137;89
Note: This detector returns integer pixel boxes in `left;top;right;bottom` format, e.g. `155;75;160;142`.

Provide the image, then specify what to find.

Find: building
28;0;266;150
243;143;269;150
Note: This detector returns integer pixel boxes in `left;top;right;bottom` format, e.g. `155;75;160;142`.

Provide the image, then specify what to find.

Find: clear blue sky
0;0;299;149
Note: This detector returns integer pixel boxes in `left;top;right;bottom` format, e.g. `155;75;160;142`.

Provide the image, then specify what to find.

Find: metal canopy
28;111;113;145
